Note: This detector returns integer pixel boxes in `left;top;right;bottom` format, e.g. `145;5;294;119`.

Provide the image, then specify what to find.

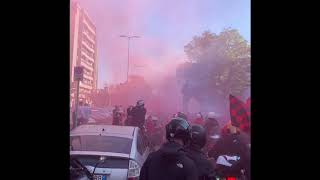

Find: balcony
83;18;95;35
83;30;95;44
83;73;94;81
81;51;95;63
80;60;94;71
82;40;94;53
79;81;93;90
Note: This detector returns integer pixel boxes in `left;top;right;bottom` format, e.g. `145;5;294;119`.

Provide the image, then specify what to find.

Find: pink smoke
72;0;203;86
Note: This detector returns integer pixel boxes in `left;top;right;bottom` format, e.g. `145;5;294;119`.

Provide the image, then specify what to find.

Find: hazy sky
73;0;250;88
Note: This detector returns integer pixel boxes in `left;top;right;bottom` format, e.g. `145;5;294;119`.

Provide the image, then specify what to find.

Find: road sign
74;66;84;81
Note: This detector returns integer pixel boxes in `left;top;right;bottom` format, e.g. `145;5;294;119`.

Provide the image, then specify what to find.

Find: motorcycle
215;175;246;180
214;155;248;180
215;169;247;180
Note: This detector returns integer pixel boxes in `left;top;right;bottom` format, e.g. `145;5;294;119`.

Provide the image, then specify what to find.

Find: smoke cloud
71;0;250;120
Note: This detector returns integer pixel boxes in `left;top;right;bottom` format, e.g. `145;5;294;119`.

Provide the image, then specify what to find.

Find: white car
70;124;150;180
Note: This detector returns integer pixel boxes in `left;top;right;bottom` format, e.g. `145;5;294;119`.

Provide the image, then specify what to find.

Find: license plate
93;174;107;180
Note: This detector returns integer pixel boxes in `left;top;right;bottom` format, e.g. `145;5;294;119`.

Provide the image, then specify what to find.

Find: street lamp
119;35;140;83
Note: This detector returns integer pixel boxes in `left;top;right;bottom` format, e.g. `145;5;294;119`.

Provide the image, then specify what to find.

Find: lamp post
119;35;140;83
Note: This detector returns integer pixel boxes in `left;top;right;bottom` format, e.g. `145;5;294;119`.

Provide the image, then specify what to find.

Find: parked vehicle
70;124;150;180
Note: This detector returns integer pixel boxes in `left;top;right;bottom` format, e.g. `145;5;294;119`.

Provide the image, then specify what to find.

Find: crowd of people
110;99;251;180
140;112;250;180
72;97;251;180
111;100;147;128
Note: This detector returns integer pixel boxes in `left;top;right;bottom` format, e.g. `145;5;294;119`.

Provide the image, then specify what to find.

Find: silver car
70;124;150;180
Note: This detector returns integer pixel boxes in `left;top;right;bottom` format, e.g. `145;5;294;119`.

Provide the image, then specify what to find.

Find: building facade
70;1;98;106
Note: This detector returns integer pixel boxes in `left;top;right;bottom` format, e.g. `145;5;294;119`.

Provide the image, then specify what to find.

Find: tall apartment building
70;1;98;105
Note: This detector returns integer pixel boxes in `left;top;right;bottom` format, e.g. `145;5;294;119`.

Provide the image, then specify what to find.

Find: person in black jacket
125;105;134;126
139;117;198;180
185;125;216;180
208;123;250;179
203;112;221;154
112;105;122;125
131;100;147;128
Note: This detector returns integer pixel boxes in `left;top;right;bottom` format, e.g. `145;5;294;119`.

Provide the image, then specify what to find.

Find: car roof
71;125;136;138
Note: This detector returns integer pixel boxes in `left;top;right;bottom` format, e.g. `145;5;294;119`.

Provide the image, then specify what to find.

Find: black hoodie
185;145;216;180
140;142;198;180
131;106;147;127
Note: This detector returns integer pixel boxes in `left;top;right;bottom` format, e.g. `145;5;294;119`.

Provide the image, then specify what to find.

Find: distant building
70;1;98;106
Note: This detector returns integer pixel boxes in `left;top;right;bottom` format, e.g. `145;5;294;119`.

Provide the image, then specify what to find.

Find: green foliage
181;28;250;100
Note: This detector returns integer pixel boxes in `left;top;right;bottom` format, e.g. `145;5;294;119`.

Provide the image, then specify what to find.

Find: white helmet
152;116;159;121
207;112;218;119
196;113;202;118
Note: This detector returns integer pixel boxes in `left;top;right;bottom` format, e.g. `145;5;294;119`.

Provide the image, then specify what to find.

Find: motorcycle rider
204;112;220;135
146;115;155;136
131;100;147;129
185;125;216;180
193;112;205;126
140;117;198;180
208;122;250;180
147;116;164;151
112;105;122;125
175;112;189;121
125;105;134;126
203;112;221;152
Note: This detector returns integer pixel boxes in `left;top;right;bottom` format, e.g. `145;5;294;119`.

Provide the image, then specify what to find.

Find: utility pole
119;35;140;83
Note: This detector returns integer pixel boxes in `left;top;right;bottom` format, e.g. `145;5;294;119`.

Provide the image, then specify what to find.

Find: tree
180;28;250;109
184;28;250;63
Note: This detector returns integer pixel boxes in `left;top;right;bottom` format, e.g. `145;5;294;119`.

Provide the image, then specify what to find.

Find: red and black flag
229;94;250;134
245;97;251;120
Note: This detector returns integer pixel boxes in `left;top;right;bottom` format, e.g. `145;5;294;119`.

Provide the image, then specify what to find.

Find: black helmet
165;117;191;144
175;112;188;121
190;125;207;149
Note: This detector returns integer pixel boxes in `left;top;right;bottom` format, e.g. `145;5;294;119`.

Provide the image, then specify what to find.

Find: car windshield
70;135;133;154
